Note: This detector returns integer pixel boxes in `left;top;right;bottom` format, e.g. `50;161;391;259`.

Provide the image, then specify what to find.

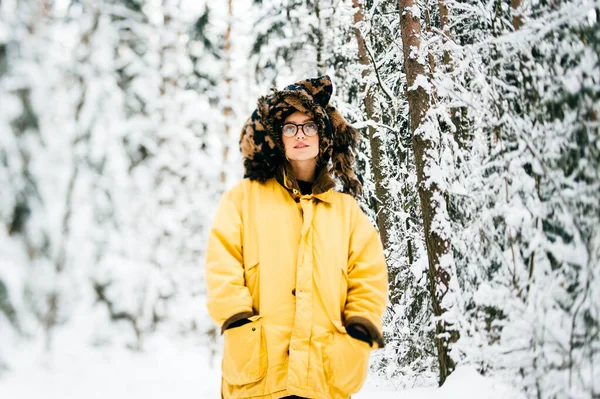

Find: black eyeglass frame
281;122;319;137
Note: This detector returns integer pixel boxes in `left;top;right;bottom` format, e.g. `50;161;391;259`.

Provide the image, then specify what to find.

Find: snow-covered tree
441;0;600;396
0;0;230;357
2;1;598;396
0;0;87;358
80;0;227;348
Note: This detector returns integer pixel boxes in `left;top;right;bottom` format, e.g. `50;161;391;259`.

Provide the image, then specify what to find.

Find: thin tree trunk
511;0;523;30
511;0;538;301
436;0;469;151
352;0;391;249
315;0;325;75
423;8;437;91
221;0;233;185
438;0;451;65
511;0;536;115
44;1;89;350
398;0;456;385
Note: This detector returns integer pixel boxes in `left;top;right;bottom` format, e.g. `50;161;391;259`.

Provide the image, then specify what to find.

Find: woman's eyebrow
285;119;314;123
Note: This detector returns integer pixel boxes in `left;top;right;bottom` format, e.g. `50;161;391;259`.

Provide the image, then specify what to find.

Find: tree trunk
398;0;456;385
423;8;437;90
314;0;325;75
511;0;536;114
221;0;233;185
352;0;391;249
511;0;523;30
438;0;451;65
436;0;470;152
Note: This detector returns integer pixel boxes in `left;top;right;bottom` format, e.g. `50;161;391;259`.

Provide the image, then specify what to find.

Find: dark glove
226;318;252;330
221;311;254;333
346;323;373;347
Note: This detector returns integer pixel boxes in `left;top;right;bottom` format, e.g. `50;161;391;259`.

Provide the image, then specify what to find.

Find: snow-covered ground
0;328;524;399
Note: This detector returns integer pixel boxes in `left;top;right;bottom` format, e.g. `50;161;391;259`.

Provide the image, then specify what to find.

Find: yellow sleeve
205;186;254;332
344;201;389;348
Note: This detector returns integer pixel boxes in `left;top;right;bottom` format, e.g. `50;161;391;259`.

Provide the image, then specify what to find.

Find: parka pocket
222;315;268;386
324;324;371;395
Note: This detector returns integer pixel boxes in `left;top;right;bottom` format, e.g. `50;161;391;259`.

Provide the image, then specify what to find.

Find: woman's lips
294;144;309;148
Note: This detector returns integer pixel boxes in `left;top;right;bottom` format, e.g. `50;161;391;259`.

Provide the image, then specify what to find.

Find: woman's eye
283;125;294;132
306;123;317;132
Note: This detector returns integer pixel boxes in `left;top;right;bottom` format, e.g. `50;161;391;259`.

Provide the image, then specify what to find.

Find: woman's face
281;111;319;163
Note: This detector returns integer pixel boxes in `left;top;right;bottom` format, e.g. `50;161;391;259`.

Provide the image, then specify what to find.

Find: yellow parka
206;177;388;399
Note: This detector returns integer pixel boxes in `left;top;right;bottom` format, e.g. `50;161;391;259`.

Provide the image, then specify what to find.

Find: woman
205;75;388;399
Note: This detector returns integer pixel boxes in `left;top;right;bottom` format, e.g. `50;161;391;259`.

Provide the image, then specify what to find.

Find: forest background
1;0;599;398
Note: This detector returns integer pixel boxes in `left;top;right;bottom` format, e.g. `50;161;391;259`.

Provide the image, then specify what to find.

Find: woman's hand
346;323;372;346
226;318;252;330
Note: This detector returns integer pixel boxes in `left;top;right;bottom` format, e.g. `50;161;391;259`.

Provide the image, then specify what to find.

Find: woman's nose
295;130;306;139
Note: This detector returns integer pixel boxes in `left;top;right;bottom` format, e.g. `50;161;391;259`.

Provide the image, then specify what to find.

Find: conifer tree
443;0;599;395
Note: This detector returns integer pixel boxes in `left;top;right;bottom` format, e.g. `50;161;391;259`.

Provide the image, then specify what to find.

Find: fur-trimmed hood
239;75;361;197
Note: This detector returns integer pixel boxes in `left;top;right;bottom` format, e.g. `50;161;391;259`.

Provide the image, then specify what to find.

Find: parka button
292;288;296;296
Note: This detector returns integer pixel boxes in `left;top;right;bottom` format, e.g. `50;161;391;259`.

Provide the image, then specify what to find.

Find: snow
402;5;421;20
2;0;599;398
408;74;432;95
0;330;523;399
0;338;222;399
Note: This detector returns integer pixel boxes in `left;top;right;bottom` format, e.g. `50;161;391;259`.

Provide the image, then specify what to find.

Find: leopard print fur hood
239;75;362;197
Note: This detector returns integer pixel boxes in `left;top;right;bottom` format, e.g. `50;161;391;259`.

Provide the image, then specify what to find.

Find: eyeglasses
282;122;319;137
